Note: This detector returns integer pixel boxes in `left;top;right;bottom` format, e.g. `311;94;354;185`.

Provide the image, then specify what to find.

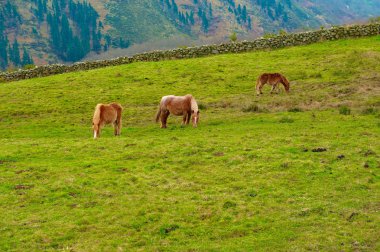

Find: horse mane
190;96;198;112
93;104;103;125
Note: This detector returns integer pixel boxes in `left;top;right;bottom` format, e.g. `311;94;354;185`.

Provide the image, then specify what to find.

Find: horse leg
161;110;169;128
182;114;187;126
117;120;122;135
116;109;122;136
113;122;118;136
186;112;191;125
270;84;277;94
96;126;101;138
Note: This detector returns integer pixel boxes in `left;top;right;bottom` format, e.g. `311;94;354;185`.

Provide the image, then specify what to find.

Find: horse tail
93;104;103;125
116;103;123;124
155;106;161;122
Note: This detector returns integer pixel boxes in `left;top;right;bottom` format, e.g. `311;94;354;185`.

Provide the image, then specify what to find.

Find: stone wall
1;23;379;83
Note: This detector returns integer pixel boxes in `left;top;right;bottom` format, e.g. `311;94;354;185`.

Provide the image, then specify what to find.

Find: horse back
260;73;284;84
100;103;120;123
110;103;123;114
161;95;191;115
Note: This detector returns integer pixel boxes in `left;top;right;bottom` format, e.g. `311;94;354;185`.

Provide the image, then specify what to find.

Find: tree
22;47;34;66
10;39;21;66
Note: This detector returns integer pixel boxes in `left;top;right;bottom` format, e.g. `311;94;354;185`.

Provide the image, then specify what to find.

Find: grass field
0;36;379;251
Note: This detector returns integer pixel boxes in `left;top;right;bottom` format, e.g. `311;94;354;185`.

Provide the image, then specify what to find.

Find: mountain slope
0;0;379;69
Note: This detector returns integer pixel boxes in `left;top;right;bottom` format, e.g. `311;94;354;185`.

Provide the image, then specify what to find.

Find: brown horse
92;103;123;139
155;94;199;128
256;73;290;95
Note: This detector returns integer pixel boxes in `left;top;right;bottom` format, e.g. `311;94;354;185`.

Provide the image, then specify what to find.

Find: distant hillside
0;0;379;70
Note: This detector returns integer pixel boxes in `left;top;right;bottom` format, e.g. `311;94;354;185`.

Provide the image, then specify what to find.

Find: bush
361;107;378;115
288;107;303;113
279;29;287;36
198;103;207;110
339;106;351;115
22;64;36;70
263;33;277;39
242;104;260;113
230;32;237;42
279;117;294;123
369;16;380;24
6;66;18;73
309;72;322;78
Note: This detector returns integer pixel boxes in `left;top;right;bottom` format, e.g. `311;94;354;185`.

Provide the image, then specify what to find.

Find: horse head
191;109;200;127
92;122;99;139
281;75;290;93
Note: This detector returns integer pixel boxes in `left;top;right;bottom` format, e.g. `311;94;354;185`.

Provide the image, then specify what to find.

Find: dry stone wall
1;23;380;83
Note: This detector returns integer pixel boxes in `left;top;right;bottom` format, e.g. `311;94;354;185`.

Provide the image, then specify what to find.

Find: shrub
279;117;294;123
339;106;351;115
263;33;276;39
288;107;303;113
159;224;179;235
278;29;287;36
242;104;260;113
198;103;207;110
230;32;237;42
6;66;18;73
361;107;378;115
22;64;36;70
309;72;322;78
369;16;380;24
223;201;237;209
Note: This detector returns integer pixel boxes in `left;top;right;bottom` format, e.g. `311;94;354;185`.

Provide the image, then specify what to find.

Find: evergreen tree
22;47;34;66
11;39;21;66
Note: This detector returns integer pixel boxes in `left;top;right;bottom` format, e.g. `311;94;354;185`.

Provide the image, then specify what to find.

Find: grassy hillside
0;36;379;251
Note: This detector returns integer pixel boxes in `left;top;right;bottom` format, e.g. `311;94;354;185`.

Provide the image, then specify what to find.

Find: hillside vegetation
1;0;380;69
0;36;379;251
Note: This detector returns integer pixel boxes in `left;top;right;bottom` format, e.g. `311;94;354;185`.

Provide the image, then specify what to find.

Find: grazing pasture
0;36;379;251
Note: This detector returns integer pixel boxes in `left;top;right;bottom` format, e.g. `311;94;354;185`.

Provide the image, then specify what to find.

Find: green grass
0;36;379;251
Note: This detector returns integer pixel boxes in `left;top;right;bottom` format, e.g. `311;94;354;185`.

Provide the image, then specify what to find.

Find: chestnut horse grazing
155;94;199;128
256;73;290;95
92;103;123;139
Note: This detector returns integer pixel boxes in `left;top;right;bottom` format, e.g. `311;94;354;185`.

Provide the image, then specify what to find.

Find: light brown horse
256;73;290;95
155;94;199;128
92;103;123;139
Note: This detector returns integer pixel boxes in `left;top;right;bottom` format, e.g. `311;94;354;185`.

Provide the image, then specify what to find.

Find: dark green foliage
0;1;22;70
242;104;261;113
288;107;303;112
279;116;295;123
46;0;103;61
21;47;34;66
159;224;179;236
0;14;8;69
159;0;198;32
31;0;48;22
339;106;351;115
361;107;378;115
9;39;21;67
224;0;251;30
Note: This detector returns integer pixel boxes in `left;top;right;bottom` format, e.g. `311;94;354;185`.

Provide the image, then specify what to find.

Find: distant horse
92;103;123;139
155;94;200;128
256;73;290;95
